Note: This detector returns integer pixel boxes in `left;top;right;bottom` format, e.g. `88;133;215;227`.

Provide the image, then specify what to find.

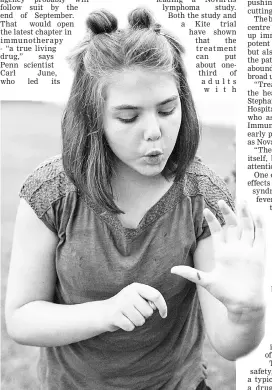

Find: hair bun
86;10;118;35
128;8;156;29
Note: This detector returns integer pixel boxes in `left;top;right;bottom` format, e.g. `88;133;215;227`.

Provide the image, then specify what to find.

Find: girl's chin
136;164;165;177
114;157;167;178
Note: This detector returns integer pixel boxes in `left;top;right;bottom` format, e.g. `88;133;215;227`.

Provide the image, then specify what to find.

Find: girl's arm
5;200;167;347
5;199;111;347
171;201;266;361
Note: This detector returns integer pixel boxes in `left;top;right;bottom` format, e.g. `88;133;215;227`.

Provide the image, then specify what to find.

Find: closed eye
117;116;138;124
159;107;176;116
117;107;176;123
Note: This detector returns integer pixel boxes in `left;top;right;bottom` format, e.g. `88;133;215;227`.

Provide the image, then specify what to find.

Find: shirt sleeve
185;160;235;242
18;156;74;234
197;180;235;242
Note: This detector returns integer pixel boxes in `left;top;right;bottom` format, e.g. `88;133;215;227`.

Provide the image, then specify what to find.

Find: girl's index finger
203;208;223;252
218;199;237;227
135;284;167;319
203;208;222;236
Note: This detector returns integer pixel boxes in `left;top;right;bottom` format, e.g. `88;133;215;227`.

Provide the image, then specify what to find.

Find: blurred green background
1;101;235;389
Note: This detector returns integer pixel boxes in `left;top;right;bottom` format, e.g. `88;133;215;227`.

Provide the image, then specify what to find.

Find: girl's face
103;68;182;177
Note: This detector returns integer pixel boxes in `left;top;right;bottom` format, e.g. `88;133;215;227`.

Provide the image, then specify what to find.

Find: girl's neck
112;161;167;199
111;161;174;223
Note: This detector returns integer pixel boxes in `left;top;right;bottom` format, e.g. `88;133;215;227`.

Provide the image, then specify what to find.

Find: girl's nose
143;114;161;141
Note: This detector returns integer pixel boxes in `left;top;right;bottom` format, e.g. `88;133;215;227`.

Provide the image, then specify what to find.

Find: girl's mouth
144;149;163;157
143;151;163;165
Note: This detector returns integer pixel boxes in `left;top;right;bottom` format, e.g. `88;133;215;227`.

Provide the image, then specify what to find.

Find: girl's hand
171;200;266;318
103;283;167;332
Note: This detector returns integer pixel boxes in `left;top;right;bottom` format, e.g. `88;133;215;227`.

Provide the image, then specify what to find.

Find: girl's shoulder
184;157;231;194
19;155;76;219
183;156;235;215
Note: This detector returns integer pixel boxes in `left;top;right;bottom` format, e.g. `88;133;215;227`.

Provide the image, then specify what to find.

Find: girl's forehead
106;68;178;104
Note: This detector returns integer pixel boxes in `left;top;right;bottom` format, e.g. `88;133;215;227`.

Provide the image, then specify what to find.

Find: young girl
5;8;266;390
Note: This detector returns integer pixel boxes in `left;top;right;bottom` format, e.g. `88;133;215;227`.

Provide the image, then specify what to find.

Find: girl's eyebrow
112;95;179;111
157;95;179;106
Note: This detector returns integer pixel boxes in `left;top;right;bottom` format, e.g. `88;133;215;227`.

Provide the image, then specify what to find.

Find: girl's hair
62;8;200;213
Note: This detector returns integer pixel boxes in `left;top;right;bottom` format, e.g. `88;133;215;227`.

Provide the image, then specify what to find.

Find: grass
1;101;235;389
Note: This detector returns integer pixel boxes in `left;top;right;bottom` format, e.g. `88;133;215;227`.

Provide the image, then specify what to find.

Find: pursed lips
144;149;163;157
